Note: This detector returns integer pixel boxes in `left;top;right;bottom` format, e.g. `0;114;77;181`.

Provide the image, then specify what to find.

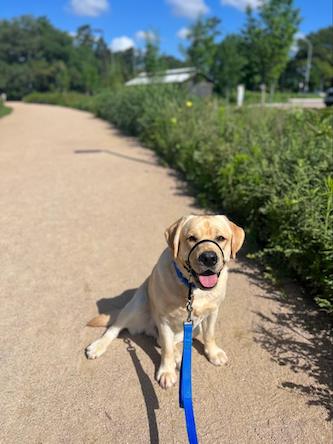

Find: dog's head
165;215;245;290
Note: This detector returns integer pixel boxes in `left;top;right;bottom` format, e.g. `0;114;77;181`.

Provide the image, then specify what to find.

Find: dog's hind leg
86;279;152;359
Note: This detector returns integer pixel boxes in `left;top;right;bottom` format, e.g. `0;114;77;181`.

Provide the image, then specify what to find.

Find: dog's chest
166;296;218;331
192;298;218;318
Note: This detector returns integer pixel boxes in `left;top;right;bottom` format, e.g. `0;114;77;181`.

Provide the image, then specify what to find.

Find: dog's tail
87;314;111;327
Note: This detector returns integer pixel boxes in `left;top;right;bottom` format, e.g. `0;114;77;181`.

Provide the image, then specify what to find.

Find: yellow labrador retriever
86;215;244;389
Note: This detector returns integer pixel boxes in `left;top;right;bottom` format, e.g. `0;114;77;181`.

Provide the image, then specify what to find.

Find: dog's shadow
93;289;161;443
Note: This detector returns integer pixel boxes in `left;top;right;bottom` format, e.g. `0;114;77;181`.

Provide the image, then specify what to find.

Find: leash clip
186;281;194;323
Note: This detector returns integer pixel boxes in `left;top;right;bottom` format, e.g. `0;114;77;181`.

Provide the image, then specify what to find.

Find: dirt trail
0;102;331;444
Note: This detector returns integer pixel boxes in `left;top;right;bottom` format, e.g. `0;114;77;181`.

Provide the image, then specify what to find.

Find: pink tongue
198;274;218;288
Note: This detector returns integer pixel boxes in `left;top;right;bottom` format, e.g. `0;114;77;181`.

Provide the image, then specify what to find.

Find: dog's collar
173;261;196;289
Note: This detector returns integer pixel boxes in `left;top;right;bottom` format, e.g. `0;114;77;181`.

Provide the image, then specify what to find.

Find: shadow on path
94;290;161;444
123;336;160;444
230;260;333;421
74;149;157;167
73;148;200;210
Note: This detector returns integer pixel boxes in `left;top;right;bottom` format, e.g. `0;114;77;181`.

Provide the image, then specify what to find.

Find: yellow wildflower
186;100;193;108
170;117;177;124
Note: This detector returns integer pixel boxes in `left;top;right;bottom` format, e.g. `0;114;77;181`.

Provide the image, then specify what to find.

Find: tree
94;37;111;86
243;0;300;97
107;48;137;88
0;16;74;98
0;17;112;97
183;16;220;79
74;25;95;49
159;54;185;69
214;34;246;99
70;25;102;93
114;47;136;81
279;57;303;91
143;32;166;75
280;26;333;91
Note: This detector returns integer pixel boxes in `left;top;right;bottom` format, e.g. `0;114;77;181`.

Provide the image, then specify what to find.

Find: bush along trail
0;101;11;118
24;88;333;312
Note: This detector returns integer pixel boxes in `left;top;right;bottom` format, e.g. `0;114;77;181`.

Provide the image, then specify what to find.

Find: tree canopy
0;16;159;98
242;0;300;93
183;16;220;80
213;34;246;97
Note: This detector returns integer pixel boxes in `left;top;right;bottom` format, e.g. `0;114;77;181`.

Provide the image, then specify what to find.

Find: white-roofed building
125;67;213;97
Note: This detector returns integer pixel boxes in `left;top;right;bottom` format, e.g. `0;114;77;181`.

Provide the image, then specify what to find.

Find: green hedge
24;90;333;312
0;101;11;118
23;92;96;112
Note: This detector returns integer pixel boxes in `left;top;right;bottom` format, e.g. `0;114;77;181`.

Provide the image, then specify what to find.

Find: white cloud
110;36;135;52
220;0;262;11
295;32;305;40
166;0;209;19
70;0;109;17
135;30;157;42
177;27;191;40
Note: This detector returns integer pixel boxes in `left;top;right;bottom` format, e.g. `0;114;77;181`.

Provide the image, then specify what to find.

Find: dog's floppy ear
165;216;192;258
227;219;245;259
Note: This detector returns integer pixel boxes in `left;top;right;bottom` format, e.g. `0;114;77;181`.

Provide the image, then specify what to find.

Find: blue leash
179;321;198;444
179;278;199;444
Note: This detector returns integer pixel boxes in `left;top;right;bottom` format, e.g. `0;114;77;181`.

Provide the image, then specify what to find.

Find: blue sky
1;0;331;57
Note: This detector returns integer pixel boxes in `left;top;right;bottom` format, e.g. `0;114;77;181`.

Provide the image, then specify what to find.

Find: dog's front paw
205;346;228;366
86;337;109;359
157;368;177;389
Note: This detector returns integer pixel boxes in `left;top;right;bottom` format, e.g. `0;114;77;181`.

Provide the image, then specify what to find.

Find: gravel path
1;102;331;444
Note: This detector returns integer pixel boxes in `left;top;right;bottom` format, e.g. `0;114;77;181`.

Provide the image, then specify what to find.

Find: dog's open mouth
197;270;219;289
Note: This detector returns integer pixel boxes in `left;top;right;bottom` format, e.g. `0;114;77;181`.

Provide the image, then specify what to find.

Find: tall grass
24;89;333;311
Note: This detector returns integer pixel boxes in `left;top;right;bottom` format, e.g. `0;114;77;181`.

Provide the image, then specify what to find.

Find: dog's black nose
198;251;218;267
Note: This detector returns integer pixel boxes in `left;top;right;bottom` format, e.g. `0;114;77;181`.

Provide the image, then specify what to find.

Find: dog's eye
216;235;225;242
187;235;197;243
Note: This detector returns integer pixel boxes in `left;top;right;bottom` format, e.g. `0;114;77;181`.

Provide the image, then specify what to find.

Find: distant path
266;98;325;109
0;102;331;443
252;98;325;109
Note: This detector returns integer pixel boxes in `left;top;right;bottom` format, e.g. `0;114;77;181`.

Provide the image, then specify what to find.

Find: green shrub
23;89;333;312
0;101;11;117
23;92;96;112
